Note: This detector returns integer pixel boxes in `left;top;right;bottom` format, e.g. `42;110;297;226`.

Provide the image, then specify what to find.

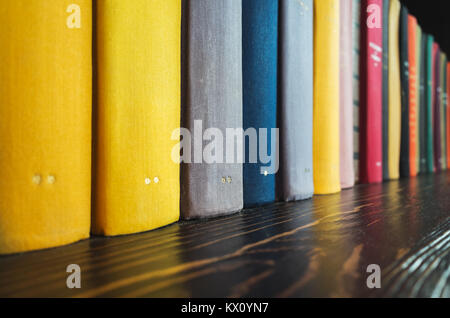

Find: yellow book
388;0;402;179
93;0;181;236
313;0;341;194
0;1;92;254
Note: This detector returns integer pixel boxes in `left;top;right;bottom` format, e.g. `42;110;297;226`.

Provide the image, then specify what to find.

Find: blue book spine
242;0;278;207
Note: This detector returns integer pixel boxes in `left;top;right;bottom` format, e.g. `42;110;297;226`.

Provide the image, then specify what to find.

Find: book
242;0;278;207
399;6;410;177
433;44;442;172
0;0;92;254
415;24;422;174
359;0;383;184
440;53;447;170
382;0;390;180
93;0;181;235
277;0;314;201
425;35;435;173
387;0;402;180
181;0;243;218
408;15;417;177
313;0;341;194
447;62;450;168
340;0;355;189
418;30;428;173
352;0;362;182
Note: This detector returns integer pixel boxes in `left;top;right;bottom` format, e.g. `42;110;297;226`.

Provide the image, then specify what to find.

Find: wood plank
0;172;449;297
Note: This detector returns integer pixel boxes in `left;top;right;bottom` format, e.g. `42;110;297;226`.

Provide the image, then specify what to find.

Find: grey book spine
181;0;243;219
277;0;314;201
352;0;361;181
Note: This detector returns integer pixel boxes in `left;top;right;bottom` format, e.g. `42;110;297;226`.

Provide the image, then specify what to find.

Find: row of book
0;0;448;254
353;0;450;184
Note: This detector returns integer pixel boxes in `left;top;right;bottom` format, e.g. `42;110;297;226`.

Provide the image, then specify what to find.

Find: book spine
0;0;92;254
94;0;181;235
419;30;428;173
441;54;448;170
415;25;422;174
242;0;278;207
313;0;341;194
340;0;355;189
408;15;418;177
447;62;450;168
352;0;362;182
382;0;390;180
425;35;435;173
278;0;314;201
359;0;383;183
387;0;402;180
181;0;244;218
439;51;447;171
399;6;410;177
434;45;442;171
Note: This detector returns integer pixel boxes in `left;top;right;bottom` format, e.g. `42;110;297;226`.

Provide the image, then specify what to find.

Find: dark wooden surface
0;172;449;298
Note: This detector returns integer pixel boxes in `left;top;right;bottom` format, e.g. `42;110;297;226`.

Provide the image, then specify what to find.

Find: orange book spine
408;15;417;176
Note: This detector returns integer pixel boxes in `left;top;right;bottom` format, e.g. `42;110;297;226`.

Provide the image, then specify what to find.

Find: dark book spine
399;5;410;177
419;33;428;172
434;47;442;171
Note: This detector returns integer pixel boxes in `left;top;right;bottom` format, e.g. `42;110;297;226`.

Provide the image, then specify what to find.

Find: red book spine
408;15;417;176
359;0;383;183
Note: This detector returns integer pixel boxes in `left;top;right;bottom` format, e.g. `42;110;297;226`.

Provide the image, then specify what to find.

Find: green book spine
425;35;434;172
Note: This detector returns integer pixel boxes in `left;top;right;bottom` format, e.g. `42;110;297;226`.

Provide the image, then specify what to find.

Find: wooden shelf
1;172;449;298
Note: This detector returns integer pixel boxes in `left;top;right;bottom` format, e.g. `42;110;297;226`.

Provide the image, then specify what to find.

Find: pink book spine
340;0;355;188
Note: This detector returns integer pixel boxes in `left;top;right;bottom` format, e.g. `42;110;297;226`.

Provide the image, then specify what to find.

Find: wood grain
0;172;449;297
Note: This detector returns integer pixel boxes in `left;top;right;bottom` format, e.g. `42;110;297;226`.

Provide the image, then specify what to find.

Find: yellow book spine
0;1;92;254
313;0;341;194
388;0;402;179
93;0;181;236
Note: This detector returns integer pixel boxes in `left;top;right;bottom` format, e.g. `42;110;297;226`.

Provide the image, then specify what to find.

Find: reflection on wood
0;173;449;297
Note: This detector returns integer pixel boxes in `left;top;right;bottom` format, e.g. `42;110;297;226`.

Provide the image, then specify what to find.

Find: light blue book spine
277;0;314;201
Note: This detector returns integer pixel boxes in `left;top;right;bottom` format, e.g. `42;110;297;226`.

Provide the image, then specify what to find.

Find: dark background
401;0;450;56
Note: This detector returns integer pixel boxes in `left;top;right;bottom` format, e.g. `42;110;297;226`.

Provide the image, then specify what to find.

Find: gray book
352;0;361;181
277;0;314;201
181;0;243;219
